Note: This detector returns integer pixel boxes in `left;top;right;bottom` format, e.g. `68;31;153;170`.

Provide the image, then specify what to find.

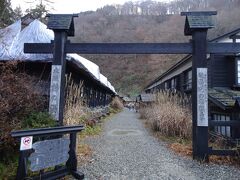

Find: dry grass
169;143;193;156
110;96;124;112
140;90;192;140
140;91;240;165
64;74;88;126
209;155;240;166
76;143;92;164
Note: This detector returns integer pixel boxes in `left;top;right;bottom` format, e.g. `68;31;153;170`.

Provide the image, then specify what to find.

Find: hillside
70;0;240;96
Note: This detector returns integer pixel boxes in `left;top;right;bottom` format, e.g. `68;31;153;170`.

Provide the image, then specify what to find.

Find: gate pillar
181;11;217;161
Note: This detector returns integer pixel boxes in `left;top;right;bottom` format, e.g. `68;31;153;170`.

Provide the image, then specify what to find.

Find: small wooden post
86;87;91;107
103;93;107;106
91;88;93;107
97;90;101;106
67;133;78;171
93;89;97;107
16;151;28;179
100;92;104;106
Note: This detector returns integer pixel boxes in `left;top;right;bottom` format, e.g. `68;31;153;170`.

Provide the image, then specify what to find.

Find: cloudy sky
11;0;174;14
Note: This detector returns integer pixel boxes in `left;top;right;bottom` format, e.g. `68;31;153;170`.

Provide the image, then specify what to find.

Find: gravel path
79;109;240;179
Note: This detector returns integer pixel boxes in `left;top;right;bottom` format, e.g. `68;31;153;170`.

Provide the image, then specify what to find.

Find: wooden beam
207;43;240;54
181;11;217;16
209;120;240;126
209;150;237;156
24;43;192;54
24;43;53;53
230;35;240;39
65;43;193;54
208;147;237;156
24;42;240;55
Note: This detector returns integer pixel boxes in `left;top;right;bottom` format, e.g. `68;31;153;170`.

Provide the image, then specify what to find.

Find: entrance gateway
25;11;240;161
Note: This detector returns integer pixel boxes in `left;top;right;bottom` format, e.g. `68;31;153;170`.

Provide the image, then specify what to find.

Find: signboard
20;136;33;151
49;65;62;121
197;68;208;126
29;138;70;171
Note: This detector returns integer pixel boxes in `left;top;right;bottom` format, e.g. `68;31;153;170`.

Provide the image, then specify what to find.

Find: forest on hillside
1;0;240;95
70;0;240;96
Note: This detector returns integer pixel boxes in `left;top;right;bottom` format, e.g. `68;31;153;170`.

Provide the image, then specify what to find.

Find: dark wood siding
228;56;235;87
209;55;235;88
176;75;181;91
207;55;212;88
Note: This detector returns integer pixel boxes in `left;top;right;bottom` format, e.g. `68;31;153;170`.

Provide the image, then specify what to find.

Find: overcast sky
11;0;174;14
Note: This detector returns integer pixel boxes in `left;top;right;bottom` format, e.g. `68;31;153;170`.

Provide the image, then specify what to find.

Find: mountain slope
71;0;240;95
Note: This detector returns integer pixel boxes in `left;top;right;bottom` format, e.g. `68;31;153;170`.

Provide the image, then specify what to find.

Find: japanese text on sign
197;68;208;126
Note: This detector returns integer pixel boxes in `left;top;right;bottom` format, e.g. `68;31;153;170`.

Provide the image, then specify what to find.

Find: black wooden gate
25;11;240;161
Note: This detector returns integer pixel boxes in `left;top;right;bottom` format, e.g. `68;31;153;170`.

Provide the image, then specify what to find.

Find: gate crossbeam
24;43;192;54
25;42;240;55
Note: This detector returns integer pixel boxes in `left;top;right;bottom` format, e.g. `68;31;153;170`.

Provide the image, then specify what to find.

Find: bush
0;61;48;162
22;111;56;129
0;152;18;178
110;97;124;111
140;91;192;139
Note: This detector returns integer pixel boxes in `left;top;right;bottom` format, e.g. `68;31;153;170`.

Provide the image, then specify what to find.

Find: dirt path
79;109;240;179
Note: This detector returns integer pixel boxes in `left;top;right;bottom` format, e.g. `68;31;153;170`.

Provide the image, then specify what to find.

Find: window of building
164;82;168;90
184;70;192;90
171;78;176;89
213;113;231;137
237;60;240;85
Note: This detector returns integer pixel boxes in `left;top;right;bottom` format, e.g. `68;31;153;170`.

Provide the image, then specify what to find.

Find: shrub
140;90;192;139
22;111;56;129
110;96;124;111
0;61;48;162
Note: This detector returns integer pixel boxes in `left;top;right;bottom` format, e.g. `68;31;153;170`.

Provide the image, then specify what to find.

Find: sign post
192;29;209;161
47;14;77;125
49;31;67;125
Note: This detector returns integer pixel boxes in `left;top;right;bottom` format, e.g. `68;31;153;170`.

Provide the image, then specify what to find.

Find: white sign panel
197;68;208;126
20;136;33;151
49;65;62;121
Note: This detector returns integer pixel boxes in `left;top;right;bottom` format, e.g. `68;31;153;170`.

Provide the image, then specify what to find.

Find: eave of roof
145;54;192;89
144;27;240;90
208;88;240;110
140;93;156;102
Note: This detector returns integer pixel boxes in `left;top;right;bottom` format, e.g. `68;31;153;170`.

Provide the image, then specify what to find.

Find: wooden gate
25;11;240;161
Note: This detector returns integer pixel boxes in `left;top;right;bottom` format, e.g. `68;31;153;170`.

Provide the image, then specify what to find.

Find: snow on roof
99;73;116;94
11;19;54;60
111;86;116;94
107;82;116;94
67;53;100;80
100;73;109;87
0;19;116;94
0;20;21;59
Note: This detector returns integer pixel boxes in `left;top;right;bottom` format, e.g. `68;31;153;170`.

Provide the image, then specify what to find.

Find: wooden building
144;28;240;139
0;19;116;108
136;93;156;104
